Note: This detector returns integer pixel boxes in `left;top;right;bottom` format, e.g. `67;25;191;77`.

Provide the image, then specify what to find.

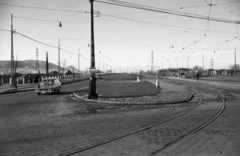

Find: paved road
0;80;90;156
0;77;240;156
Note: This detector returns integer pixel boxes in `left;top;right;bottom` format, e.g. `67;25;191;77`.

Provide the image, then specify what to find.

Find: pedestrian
196;72;199;80
156;74;160;93
88;73;98;99
28;75;32;83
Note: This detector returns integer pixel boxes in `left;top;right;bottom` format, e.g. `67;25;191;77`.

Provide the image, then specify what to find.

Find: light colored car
35;77;61;95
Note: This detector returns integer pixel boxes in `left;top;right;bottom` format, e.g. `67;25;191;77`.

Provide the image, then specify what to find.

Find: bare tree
192;65;203;72
13;54;22;89
70;66;75;80
229;64;240;70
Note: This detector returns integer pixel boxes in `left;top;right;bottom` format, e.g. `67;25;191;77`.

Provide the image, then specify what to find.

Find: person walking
88;73;98;99
196;71;200;81
156;74;160;93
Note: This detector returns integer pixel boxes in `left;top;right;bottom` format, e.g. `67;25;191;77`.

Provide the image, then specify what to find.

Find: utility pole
36;48;39;73
46;52;49;74
11;14;14;87
58;38;60;76
78;48;80;77
151;51;154;72
235;47;236;76
103;61;104;73
89;0;96;74
211;58;214;69
202;53;204;71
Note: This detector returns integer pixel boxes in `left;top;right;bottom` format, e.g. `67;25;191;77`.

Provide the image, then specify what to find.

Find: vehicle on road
97;74;102;79
35;77;61;95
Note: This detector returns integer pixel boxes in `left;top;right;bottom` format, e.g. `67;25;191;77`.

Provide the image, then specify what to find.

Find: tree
13;54;22;89
192;65;203;72
228;64;240;70
61;59;67;81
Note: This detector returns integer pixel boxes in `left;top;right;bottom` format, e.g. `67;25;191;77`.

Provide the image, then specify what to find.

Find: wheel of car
37;93;40;95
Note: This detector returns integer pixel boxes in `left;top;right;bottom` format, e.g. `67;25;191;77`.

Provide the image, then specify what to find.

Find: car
35;77;61;95
97;74;102;79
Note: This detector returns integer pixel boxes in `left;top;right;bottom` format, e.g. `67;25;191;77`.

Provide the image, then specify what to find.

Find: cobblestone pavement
0;78;239;156
67;89;223;156
75;79;192;104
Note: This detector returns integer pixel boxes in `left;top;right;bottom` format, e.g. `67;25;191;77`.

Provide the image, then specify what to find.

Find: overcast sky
0;0;240;72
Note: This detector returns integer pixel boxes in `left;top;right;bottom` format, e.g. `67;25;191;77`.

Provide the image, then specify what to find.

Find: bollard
23;77;25;84
137;76;140;82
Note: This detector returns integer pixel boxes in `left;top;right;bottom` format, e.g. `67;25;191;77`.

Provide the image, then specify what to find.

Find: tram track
60;88;203;156
149;91;226;156
59;85;227;156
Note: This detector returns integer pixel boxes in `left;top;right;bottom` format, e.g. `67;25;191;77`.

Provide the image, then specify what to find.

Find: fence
0;73;89;86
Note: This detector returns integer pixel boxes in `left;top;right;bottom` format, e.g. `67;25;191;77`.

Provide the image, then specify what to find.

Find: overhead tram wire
3;4;238;37
14;13;237;38
107;0;239;22
175;3;213;57
1;2;239;24
95;0;240;24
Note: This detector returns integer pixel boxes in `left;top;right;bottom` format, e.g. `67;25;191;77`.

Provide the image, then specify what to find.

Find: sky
0;0;240;72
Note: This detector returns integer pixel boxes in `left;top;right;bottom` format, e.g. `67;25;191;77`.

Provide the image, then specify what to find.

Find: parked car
97;74;102;79
35;77;61;95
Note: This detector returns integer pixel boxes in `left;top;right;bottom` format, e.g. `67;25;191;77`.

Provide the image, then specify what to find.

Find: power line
0;3;86;14
15;31;58;49
0;29;11;32
95;0;240;24
15;31;89;60
14;16;59;23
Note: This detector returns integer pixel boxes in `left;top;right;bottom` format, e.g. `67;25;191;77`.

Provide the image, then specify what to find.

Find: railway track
60;87;226;156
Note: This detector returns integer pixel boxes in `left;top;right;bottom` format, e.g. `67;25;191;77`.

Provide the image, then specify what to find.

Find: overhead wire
95;0;240;24
14;31;89;60
14;16;59;23
0;29;11;32
0;3;86;14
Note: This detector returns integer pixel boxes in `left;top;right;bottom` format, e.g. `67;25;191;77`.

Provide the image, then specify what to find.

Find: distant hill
0;60;79;75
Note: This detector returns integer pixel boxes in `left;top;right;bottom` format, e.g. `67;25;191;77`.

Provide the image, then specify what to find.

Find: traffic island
73;80;193;105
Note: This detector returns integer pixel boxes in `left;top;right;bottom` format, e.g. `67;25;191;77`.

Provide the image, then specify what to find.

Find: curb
73;90;194;105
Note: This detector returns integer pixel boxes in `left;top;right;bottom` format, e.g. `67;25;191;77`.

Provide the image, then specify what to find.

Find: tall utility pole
78;48;80;77
36;48;39;73
99;51;101;71
58;38;60;75
103;61;104;73
202;53;204;71
11;14;14;86
151;51;154;72
235;47;236;76
46;52;49;74
211;58;214;69
89;0;96;73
